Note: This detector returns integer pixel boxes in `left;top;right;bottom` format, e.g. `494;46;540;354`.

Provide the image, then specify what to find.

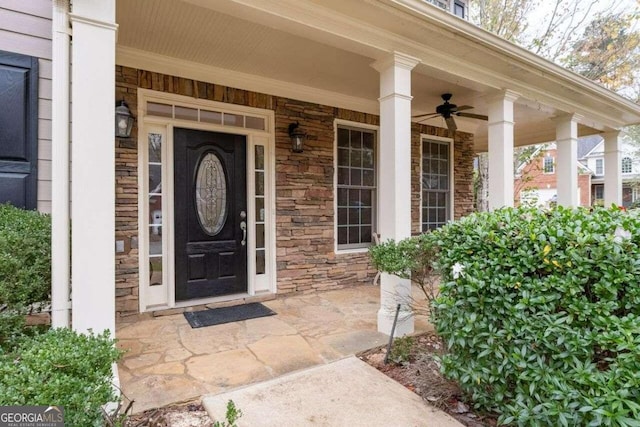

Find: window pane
149;133;162;163
245;116;265;130
338;188;348;207
348;226;360;244
149;194;162;256
338;208;348;224
338;128;350;148
195;153;228;236
224;113;243;127
256;197;265;222
255;171;264;196
149;164;162;194
338;227;348;245
148;102;172;117
363;132;374;150
351;149;362;167
256;223;265;249
360;226;372;244
149;256;163;286
440;176;449;190
201;110;222;124
338;167;350;185
351;131;362;148
351;168;362;186
175;106;198;121
349;208;360;225
361;189;372;207
361;208;372;225
349;189;360;207
363;169;374;187
338;148;349;166
362;149;374;168
255;145;265;170
256;250;265;275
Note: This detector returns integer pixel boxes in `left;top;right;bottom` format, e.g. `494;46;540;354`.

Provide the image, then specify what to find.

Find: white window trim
137;89;276;313
542;156;555;174
333;119;379;255
420;134;455;231
595;158;605;175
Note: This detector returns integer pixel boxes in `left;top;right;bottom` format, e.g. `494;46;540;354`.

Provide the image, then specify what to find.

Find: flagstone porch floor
116;285;432;413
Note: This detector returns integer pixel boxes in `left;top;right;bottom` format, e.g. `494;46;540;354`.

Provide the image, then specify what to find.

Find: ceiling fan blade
415;115;440;123
412;112;440;119
445;116;457;132
456;112;489;121
455;105;474;112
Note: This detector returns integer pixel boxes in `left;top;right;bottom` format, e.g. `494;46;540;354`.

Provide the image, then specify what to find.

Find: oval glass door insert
195;152;227;235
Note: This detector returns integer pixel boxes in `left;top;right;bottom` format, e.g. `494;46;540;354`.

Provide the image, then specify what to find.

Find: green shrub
0;311;26;352
432;206;640;426
389;336;415;365
213;400;243;427
0;328;121;427
0;204;51;307
369;232;440;317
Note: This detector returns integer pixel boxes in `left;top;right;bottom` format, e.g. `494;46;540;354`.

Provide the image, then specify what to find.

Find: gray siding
0;0;53;212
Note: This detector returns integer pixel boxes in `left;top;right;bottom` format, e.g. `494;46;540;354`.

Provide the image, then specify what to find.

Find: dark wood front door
174;128;247;301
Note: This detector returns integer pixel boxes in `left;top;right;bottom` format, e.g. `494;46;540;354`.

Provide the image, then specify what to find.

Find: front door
174;128;247;301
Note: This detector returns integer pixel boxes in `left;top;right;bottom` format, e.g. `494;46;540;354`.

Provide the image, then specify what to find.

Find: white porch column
487;90;519;210
372;52;420;336
70;1;117;335
604;131;623;206
51;0;71;328
555;114;581;207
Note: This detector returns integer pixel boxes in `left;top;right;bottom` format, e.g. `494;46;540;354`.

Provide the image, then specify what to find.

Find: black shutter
0;50;38;209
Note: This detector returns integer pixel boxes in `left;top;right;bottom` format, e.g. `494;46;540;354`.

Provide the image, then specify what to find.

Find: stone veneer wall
114;65;475;318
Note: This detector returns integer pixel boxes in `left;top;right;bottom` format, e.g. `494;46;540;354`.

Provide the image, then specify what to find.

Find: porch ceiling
115;0;640;150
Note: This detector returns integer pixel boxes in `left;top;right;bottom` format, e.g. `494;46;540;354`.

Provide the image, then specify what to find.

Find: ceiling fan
412;93;488;132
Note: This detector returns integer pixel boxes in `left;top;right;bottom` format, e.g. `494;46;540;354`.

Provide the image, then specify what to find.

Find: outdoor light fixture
288;121;306;153
115;100;134;138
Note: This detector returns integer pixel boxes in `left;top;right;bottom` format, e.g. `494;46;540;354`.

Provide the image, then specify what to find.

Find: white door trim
136;89;276;312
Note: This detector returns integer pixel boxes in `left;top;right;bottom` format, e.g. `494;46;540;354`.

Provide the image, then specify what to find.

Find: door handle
240;221;247;246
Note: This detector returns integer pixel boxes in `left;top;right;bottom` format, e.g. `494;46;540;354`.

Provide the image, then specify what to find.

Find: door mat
183;303;276;328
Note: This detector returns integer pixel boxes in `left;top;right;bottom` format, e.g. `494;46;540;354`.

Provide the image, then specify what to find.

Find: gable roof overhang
116;0;640;150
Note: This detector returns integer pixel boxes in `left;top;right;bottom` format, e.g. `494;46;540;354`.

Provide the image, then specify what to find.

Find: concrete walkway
203;356;462;427
117;285;433;413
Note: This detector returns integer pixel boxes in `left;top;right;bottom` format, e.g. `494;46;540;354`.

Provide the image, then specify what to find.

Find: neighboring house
2;1;640;354
581;136;640;207
514;137;599;207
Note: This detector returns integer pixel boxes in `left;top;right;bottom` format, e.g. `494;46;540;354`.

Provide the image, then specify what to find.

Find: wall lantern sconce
115;100;134;138
288;121;306;153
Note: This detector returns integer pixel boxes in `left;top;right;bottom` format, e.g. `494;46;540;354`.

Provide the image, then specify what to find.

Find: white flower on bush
452;262;465;279
614;226;632;243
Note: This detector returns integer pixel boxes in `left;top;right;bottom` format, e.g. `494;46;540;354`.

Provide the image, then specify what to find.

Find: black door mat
183;302;276;328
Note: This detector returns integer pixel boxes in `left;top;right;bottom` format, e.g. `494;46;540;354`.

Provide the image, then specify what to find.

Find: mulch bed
358;332;499;427
123;401;212;427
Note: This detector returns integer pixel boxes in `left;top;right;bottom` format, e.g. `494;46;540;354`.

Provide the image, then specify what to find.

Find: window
453;0;465;18
595;158;604;175
622;157;633;174
336;126;376;250
422;139;450;231
148;132;163;287
543;156;555;174
593;184;604;204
